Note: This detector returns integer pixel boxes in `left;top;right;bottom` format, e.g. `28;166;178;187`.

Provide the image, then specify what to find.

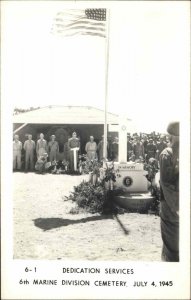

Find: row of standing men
13;132;108;172
13;131;168;171
13;132;79;172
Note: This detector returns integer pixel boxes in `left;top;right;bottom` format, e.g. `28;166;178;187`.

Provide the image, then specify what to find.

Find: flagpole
103;9;110;161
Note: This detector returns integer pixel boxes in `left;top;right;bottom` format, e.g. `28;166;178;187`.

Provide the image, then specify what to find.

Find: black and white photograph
1;1;190;299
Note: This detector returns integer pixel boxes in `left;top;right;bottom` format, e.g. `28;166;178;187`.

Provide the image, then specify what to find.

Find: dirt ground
13;173;162;261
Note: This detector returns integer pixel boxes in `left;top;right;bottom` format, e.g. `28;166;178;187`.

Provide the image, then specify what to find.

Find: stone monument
113;115;154;211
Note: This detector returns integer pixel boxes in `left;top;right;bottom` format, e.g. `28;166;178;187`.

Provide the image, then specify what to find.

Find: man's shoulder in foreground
160;147;172;157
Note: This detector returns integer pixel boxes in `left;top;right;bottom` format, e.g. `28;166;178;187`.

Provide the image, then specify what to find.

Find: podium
70;147;79;171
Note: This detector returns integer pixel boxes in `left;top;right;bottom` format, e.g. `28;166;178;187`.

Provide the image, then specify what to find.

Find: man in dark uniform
159;122;179;262
68;132;80;171
97;135;108;162
146;138;157;162
107;135;113;160
142;134;148;154
132;136;145;160
111;137;119;161
64;140;70;162
156;135;167;160
127;135;133;161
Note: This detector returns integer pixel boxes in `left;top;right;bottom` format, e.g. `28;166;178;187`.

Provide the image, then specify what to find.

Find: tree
13;107;40;115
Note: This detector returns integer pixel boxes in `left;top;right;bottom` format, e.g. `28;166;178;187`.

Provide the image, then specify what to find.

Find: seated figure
35;153;48;174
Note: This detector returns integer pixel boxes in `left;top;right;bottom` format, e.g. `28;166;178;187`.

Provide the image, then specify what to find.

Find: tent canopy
13;105;132;125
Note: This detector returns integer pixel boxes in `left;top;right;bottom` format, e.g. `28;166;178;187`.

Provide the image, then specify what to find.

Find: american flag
51;9;107;38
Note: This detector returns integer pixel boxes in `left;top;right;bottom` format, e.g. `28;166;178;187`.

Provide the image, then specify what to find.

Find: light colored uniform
13;140;22;170
24;139;35;170
48;140;59;162
85;141;97;160
36;139;48;158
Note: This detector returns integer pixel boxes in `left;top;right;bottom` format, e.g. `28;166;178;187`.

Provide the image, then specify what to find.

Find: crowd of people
13;131;170;173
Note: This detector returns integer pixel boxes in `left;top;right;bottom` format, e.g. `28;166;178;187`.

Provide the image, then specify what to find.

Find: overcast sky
2;1;190;132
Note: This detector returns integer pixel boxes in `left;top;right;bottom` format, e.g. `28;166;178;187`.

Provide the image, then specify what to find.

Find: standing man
111;137;119;161
97;135;108;162
48;135;59;163
13;134;22;171
68;132;80;171
127;135;133;161
64;140;70;162
159;122;179;262
107;135;113;160
146;139;157;162
156;135;167;161
142;135;148;156
36;133;48;158
24;134;35;172
132;136;145;160
85;136;97;160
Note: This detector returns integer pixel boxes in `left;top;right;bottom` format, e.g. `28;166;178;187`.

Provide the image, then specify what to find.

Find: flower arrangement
50;159;69;174
102;161;116;182
144;158;160;214
112;166;122;179
62;159;69;170
79;155;102;175
144;158;159;182
135;156;145;163
91;159;102;175
78;154;89;174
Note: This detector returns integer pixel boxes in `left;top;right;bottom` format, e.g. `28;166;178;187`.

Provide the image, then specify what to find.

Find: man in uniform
132;136;145;160
107;135;113;160
64;140;70;162
85;136;97;160
36;133;48;158
142;134;148;153
48;135;59;163
159;122;179;262
97;135;108;162
156;135;167;161
127;135;133;161
13;134;22;171
24;134;35;172
146;138;157;162
35;152;48;174
111;137;119;161
68;132;80;171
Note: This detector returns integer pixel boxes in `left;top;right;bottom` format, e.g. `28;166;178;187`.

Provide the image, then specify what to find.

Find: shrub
66;181;110;214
